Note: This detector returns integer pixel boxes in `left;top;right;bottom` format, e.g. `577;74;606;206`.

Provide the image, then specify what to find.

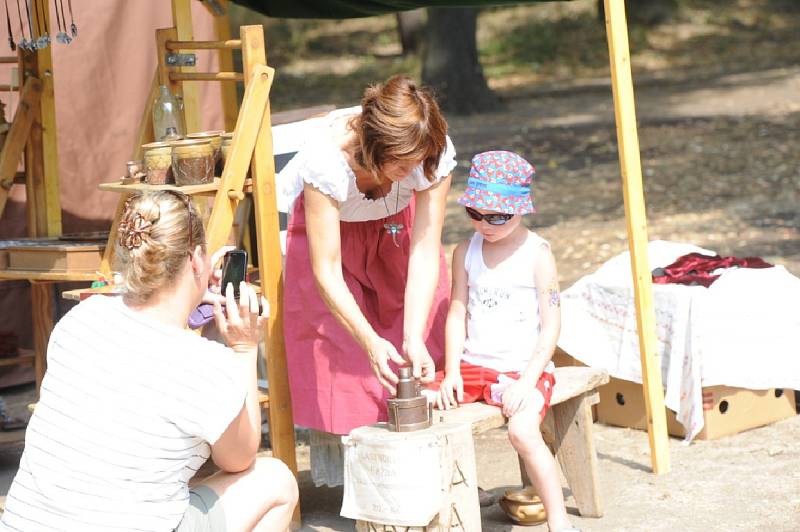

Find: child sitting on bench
428;151;578;532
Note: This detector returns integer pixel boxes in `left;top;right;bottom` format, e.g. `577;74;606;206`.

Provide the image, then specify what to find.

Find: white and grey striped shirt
1;295;245;531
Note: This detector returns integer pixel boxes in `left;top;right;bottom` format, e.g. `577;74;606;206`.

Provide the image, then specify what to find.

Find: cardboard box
596;376;797;440
554;347;797;439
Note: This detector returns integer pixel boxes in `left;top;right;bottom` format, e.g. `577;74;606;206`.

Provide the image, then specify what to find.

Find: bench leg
545;391;603;517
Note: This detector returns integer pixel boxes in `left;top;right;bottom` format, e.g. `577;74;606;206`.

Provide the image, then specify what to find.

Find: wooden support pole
165;39;242;50
30;281;54;391
603;0;670;474
26;0;61;237
169;71;244;82
0;77;41;219
171;0;202;134
240;24;300;526
214;0;240;133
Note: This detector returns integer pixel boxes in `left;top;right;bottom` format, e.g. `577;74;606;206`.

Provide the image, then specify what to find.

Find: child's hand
501;378;536;418
436;372;464;410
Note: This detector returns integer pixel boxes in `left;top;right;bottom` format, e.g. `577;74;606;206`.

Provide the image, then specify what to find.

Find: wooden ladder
96;22;300;524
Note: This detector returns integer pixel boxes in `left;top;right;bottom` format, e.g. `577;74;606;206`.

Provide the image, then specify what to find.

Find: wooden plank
603;0;670;475
204;64;271;252
0;78;41;219
30;0;61;237
546;393;604;517
156;28;180;92
0;269;100;281
240;24;300;526
0;352;34;367
98;179;221;195
169;71;244;82
437;367;609;435
165;39;242;50
171;0;201;133
19;62;44;236
214;1;239;133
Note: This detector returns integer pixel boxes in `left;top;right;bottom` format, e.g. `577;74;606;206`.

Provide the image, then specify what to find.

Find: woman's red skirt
283;196;449;435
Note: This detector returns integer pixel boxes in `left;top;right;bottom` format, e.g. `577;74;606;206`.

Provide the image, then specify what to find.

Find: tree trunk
396;9;426;55
421;7;499;115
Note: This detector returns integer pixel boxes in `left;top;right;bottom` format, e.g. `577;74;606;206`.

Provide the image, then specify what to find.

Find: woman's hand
203;245;235;306
366;334;405;395
403;337;436;384
501;378;536;418
435;371;463;410
213;281;269;354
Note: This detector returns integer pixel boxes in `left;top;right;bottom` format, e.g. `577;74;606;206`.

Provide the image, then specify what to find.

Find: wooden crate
597;376;797;440
5;241;104;273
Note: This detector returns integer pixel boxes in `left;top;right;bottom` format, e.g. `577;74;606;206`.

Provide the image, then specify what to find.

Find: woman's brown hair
351;75;448;183
114;191;205;305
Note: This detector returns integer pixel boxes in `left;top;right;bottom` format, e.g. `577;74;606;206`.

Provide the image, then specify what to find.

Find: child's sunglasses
464;206;514;226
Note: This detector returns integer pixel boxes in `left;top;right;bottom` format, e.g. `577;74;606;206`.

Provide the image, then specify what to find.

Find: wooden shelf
99;179;220;195
98;177;253;195
0;349;34;367
61;284;119;301
0;269;100;281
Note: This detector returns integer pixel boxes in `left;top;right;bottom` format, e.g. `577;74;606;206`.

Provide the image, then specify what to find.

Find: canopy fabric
230;1;548;18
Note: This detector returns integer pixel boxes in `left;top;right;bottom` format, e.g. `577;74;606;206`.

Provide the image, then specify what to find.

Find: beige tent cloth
0;0;224;349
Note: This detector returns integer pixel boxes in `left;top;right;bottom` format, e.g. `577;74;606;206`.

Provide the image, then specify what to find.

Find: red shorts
428;361;556;422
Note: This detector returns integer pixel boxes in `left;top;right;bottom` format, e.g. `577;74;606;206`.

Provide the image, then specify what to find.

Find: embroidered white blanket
558;240;800;441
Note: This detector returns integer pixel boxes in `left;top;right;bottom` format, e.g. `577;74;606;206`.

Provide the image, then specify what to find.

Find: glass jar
152;85;186;141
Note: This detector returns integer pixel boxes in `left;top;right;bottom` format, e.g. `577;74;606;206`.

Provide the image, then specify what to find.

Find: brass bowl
498;486;547;526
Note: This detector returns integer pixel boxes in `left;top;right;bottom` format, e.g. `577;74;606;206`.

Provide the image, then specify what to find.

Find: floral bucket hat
458;150;535;215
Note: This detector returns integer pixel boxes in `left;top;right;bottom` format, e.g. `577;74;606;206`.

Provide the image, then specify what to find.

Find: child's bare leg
507;405;571;531
200;456;299;531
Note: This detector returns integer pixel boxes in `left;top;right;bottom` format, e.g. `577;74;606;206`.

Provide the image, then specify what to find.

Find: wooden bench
438;365;609;518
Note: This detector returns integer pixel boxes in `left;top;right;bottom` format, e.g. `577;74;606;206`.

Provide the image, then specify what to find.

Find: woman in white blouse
279;75;456;438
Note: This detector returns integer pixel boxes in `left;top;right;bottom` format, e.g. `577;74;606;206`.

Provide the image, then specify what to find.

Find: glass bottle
152;85;185;141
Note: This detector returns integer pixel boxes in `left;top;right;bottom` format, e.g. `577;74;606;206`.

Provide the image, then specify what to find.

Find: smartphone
220;249;248;299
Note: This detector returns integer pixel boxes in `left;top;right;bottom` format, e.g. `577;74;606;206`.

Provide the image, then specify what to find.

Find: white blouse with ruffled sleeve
276;106;457;222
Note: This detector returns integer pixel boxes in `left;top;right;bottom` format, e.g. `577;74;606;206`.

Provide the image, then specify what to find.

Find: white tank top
461;231;556;374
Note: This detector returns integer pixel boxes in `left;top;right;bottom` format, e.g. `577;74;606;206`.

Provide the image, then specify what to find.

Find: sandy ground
289;63;800;532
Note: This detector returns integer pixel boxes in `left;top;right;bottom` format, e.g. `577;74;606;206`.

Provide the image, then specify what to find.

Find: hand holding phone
189;249;257;329
220;249;265;315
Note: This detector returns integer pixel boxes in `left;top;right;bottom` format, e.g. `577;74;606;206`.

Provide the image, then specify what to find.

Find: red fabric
283;196;450;435
652;252;773;288
428;361;555;422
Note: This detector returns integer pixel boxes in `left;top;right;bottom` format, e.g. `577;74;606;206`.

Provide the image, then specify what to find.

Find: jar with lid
187;130;225;175
171;139;214;186
142;141;173;185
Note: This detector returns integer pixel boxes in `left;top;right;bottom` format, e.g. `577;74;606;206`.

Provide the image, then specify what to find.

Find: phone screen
221;250;247;299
